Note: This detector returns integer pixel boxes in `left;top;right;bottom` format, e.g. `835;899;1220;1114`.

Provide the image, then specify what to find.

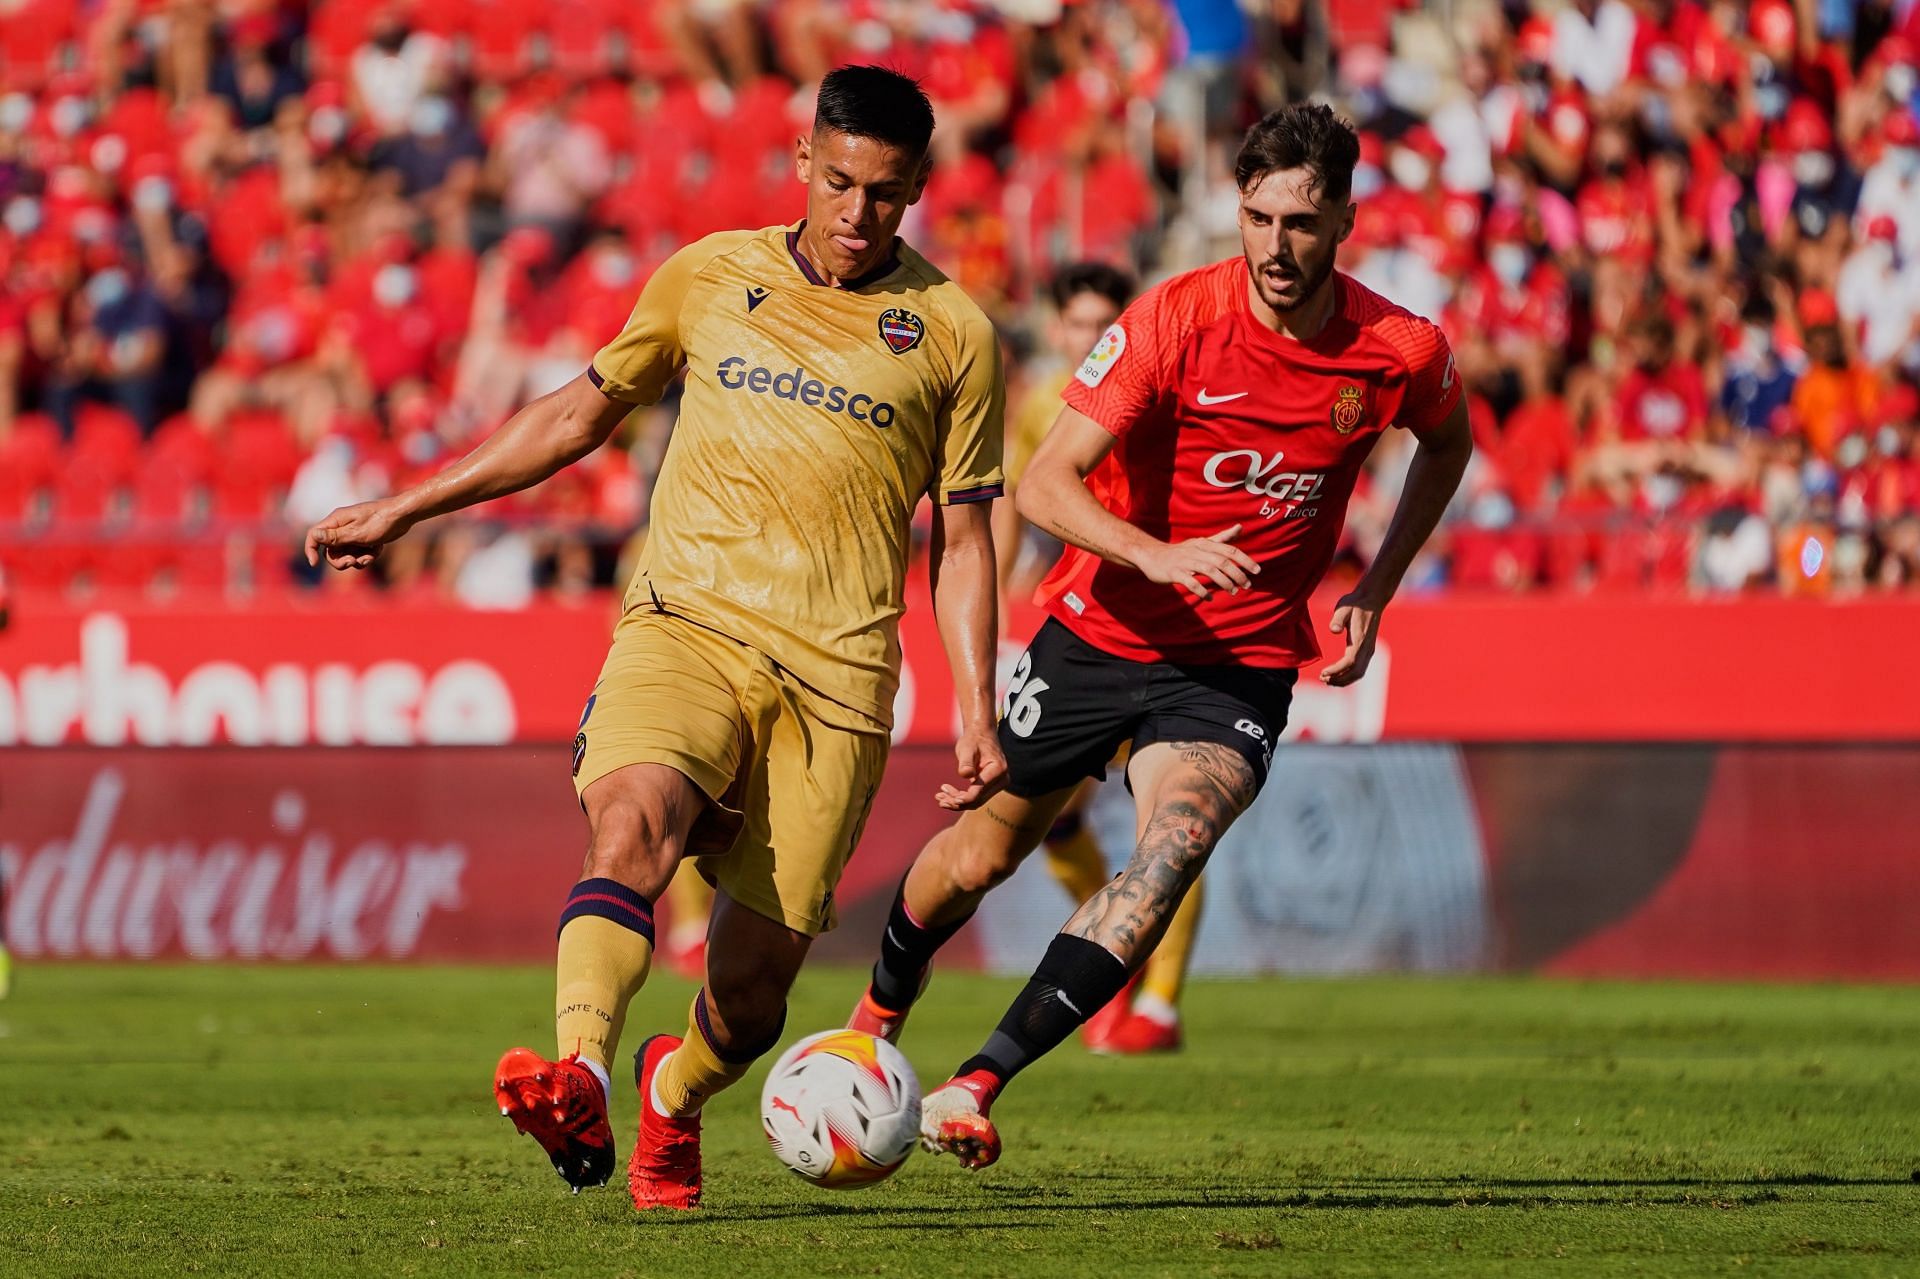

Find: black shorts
996;618;1297;799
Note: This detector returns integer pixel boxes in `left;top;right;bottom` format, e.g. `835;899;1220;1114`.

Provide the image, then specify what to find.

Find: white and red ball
759;1029;921;1187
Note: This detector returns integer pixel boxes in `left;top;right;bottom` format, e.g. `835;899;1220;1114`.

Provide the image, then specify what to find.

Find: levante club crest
878;307;925;354
1331;384;1365;434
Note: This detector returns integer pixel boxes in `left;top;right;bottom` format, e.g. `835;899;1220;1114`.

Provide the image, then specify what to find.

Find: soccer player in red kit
844;103;1473;1168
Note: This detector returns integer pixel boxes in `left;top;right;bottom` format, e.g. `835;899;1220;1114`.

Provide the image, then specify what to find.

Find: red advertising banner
5;744;1919;980
0;747;960;964
1499;747;1920;982
1;590;1918;745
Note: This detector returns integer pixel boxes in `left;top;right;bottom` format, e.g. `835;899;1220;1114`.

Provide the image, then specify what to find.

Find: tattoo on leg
977;796;1061;841
1064;743;1256;957
1176;742;1258;812
981;805;1021;832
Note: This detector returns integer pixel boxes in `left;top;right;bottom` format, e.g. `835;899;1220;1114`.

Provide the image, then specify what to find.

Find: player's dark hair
1234;103;1361;205
813;65;935;157
1048;262;1135;312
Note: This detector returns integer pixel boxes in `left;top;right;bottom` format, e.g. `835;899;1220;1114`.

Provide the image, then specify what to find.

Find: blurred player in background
994;262;1207;1054
851;103;1473;1169
660;864;714;980
304;67;1006;1210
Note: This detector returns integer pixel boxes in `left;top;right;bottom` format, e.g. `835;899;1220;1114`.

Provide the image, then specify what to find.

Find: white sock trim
581;1057;612;1104
1132;993;1180;1027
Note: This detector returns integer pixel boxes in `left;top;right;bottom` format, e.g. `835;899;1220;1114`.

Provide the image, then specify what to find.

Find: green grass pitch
3;963;1918;1277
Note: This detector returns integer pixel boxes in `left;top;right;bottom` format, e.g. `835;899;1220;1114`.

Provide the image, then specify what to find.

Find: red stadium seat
5;526;98;597
0;413;62;523
131;450;210;524
410;0;472;40
465;0;541;80
619;0;679;79
71;402;142;458
547;0;625;79
210;412;302;522
305;0;380;79
0;0;79;91
52;408;141;527
571;75;637;155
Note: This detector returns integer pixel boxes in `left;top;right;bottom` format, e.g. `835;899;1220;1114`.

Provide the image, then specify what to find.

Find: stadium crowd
1;0;1917;604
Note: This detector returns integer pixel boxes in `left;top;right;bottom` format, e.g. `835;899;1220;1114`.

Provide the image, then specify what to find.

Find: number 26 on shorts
1002;650;1049;738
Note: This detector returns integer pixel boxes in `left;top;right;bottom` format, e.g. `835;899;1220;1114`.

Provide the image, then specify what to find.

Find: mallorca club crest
1330;384;1366;434
878;307;924;355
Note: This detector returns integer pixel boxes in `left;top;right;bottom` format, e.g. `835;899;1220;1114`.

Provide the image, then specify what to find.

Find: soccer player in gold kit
303;67;1007;1211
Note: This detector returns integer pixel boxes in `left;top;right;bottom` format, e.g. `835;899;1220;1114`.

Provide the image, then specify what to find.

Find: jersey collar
786;221;902;291
1238;269;1355;354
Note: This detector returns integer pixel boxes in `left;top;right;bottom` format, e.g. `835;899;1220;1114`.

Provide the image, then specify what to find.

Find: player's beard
1250;247;1337;316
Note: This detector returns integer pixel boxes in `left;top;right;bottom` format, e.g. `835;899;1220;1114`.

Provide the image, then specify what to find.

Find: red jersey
1042;261;1462;668
1615;363;1707;441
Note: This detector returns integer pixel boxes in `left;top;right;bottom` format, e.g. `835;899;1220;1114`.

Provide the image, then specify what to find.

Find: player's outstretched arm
304;373;631;571
1322;397;1473;686
929;500;1008;811
1018;407;1259;599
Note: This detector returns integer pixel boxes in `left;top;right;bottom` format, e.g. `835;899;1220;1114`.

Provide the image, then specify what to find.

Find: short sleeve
1387;315;1465;436
1060;291;1169;438
588;242;706;405
933;305;1006;505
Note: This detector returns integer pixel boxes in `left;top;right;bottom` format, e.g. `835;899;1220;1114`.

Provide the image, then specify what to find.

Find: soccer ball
760;1029;920;1188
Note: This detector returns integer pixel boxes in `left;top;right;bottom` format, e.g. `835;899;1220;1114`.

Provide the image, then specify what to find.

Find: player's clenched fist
1135;524;1261;599
304;499;415;571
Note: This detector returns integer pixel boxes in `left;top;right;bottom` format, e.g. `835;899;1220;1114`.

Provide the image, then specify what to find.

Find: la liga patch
1075;323;1126;387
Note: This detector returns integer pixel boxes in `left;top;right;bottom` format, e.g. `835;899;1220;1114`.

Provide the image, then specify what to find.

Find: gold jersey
1006;363;1071;488
590;223;1005;727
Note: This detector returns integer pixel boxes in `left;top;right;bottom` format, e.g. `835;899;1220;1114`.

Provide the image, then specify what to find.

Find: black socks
957;934;1131;1085
869;876;977;1011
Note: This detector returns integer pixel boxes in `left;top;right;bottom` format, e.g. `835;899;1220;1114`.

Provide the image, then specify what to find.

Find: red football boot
494;1047;615;1192
846;967;931;1046
1101;1010;1184;1054
629;1035;702;1210
918;1070;1003;1170
847;985;911;1045
1080;968;1144;1053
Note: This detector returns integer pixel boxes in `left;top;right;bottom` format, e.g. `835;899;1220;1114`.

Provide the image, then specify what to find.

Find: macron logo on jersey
1075;323;1126;388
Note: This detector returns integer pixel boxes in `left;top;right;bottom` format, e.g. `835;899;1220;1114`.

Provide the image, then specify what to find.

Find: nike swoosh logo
1196;389;1248;405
